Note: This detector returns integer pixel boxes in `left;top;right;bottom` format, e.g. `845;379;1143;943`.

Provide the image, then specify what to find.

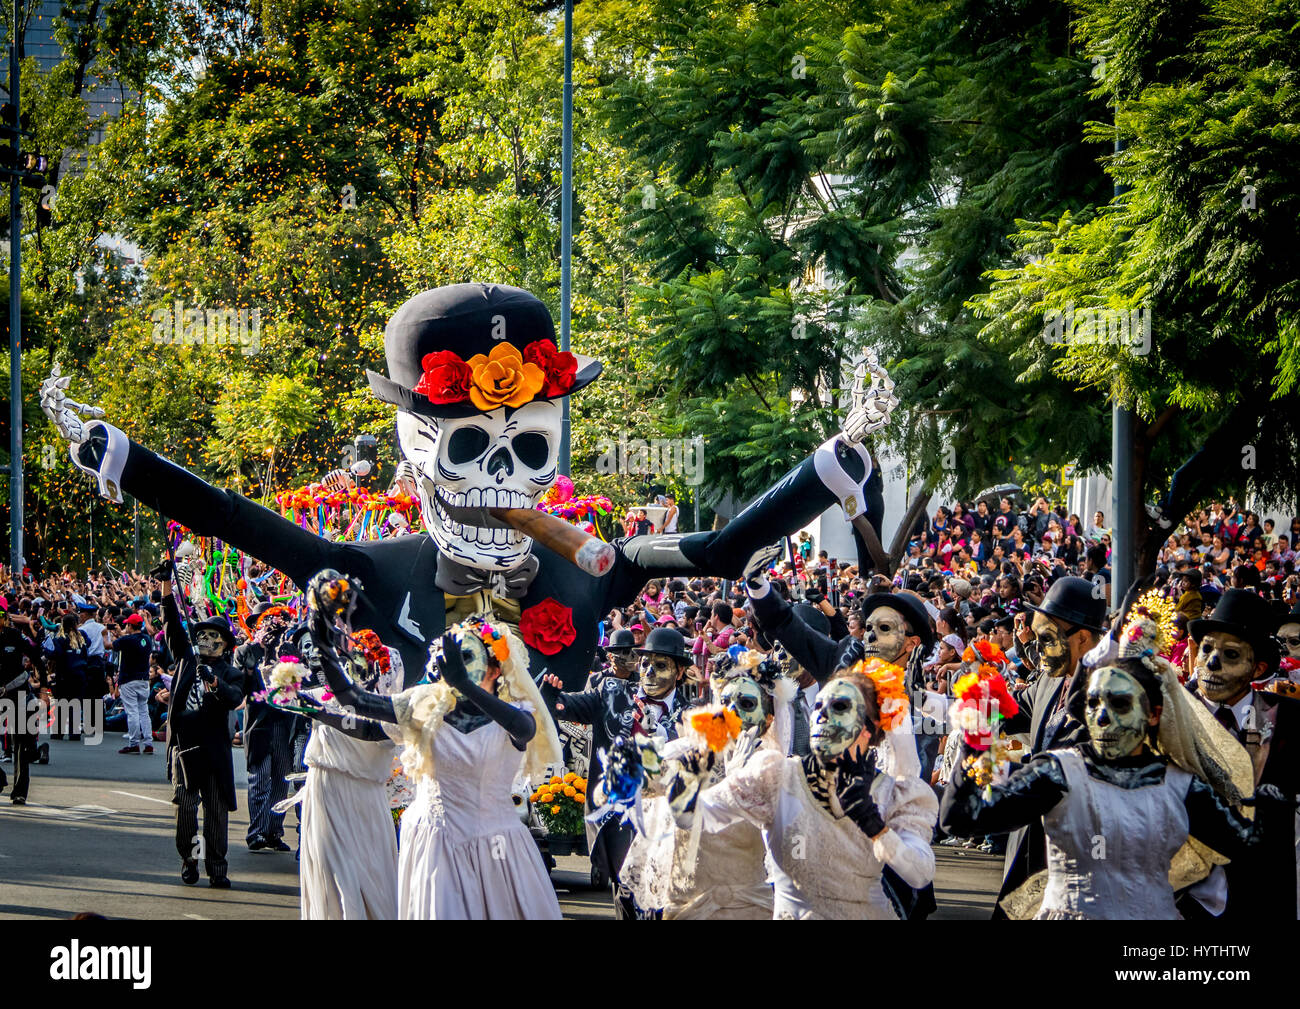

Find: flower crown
845;657;910;731
455;614;510;664
413;338;577;411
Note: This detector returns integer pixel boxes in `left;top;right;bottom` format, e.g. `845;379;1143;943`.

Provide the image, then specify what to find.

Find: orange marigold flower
466;344;546;410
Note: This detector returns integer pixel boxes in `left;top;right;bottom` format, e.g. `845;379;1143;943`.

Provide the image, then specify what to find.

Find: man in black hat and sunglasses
992;574;1107;918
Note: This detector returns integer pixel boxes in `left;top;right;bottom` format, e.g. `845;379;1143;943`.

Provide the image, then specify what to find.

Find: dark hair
1086;544;1109;569
711;601;733;623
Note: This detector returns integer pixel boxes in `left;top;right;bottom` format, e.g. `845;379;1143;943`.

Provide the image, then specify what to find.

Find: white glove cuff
69;420;128;504
812;437;874;519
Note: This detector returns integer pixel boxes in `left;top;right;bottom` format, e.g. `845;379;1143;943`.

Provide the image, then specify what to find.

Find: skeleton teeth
493;527;507;546
452;521;462;536
484;488;497;508
468;488;481;507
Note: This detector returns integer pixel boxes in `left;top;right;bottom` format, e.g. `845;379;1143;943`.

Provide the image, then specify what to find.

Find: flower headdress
845;656;910;731
1118;589;1176;663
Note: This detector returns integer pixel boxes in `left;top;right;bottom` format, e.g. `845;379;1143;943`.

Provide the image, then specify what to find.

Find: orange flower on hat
466;343;546;410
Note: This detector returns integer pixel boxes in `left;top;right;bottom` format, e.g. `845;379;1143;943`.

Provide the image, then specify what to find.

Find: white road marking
182;913;207;920
11;802;115;821
111;790;171;805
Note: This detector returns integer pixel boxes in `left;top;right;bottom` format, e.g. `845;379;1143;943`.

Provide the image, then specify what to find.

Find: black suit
117;436;847;690
1184;684;1299;920
992;664;1089;916
163;595;243;881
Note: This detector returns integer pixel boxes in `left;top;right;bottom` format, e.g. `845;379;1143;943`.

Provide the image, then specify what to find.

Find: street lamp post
7;0;21;574
558;0;573;477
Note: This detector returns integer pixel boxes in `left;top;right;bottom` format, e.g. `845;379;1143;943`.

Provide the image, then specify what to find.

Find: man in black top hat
992;574;1107;918
1182;588;1299;919
159;571;242;888
233;602;299;852
43;284;896;698
589;627;636;690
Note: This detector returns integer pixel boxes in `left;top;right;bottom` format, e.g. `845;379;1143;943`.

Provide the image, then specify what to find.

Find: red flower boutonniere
519;597;577;656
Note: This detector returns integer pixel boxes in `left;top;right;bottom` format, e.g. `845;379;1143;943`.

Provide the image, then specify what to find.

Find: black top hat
1025;575;1108;633
859;593;935;651
367;284;602;418
635;626;690;663
607;628;636;652
194;617;236;650
1189;588;1280;672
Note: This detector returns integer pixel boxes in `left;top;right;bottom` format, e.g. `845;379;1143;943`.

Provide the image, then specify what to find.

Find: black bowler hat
367;284;602;418
859;592;935;651
793;602;831;638
1189;588;1279;673
607;629;636;653
1025;575;1108;633
1276;600;1300;631
635;626;690;663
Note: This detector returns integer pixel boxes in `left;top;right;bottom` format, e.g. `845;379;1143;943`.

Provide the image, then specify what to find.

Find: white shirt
796;681;819;716
80;619;107;657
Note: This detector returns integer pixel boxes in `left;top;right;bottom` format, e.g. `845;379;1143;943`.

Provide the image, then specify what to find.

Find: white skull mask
396;402;559;572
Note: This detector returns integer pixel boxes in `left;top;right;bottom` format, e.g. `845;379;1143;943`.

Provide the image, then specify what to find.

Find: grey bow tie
434;552;540;599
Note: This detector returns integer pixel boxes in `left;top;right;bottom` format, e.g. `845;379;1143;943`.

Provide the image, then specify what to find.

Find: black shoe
208;877;231;889
267;837;291;852
248;835;268;851
36;743;49;764
11;796;25;806
181;860;200;885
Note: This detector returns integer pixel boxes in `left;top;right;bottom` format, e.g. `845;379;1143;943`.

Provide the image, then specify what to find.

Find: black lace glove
835;747;887;838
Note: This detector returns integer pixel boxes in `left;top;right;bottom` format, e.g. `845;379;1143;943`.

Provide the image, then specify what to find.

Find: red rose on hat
413;350;473;404
519;597;577;656
523;339;579;398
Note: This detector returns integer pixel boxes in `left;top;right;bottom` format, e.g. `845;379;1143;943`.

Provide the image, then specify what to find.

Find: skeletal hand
320;468;356;494
40;363;105;444
841;352;897;444
388;460;419;497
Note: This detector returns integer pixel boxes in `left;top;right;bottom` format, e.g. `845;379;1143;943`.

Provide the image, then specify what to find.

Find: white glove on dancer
40;364;128;503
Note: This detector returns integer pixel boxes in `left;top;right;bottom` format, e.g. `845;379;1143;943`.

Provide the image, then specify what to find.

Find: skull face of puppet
396;402;559;573
1195;631;1258;703
639;655;680;699
195;628;228;660
1085;667;1152;760
720;676;766;731
1032;612;1073;678
862;607;911;664
810;679;868;761
1278;621;1300;661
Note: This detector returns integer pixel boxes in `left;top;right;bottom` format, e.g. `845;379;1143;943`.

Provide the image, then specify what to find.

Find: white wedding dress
391;692;561;920
294;724;400;920
694;745;937;919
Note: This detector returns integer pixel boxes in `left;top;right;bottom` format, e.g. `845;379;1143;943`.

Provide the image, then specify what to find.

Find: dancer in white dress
308;571;564;920
663;658;937;919
272;626;402;920
940;601;1274;919
620;654;790;919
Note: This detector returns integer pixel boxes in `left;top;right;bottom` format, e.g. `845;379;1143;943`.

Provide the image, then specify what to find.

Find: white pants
119;679;151;748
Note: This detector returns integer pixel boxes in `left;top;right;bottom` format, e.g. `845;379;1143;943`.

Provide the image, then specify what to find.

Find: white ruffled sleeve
870;774;938;889
696;747;784;834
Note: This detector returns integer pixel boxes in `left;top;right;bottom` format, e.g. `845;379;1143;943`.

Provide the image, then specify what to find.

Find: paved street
1;736;1000;920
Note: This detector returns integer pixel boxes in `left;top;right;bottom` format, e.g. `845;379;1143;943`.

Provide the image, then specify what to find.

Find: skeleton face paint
1085;666;1152;760
720;676;766;731
1031;612;1072;678
1277;621;1300;661
1195;631;1257;703
608;651;637;680
639;654;680;699
396;401;559;573
862;606;910;664
810;680;868;761
195;628;227;660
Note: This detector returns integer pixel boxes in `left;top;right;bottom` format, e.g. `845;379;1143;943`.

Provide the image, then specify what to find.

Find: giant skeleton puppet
41;284;899;693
